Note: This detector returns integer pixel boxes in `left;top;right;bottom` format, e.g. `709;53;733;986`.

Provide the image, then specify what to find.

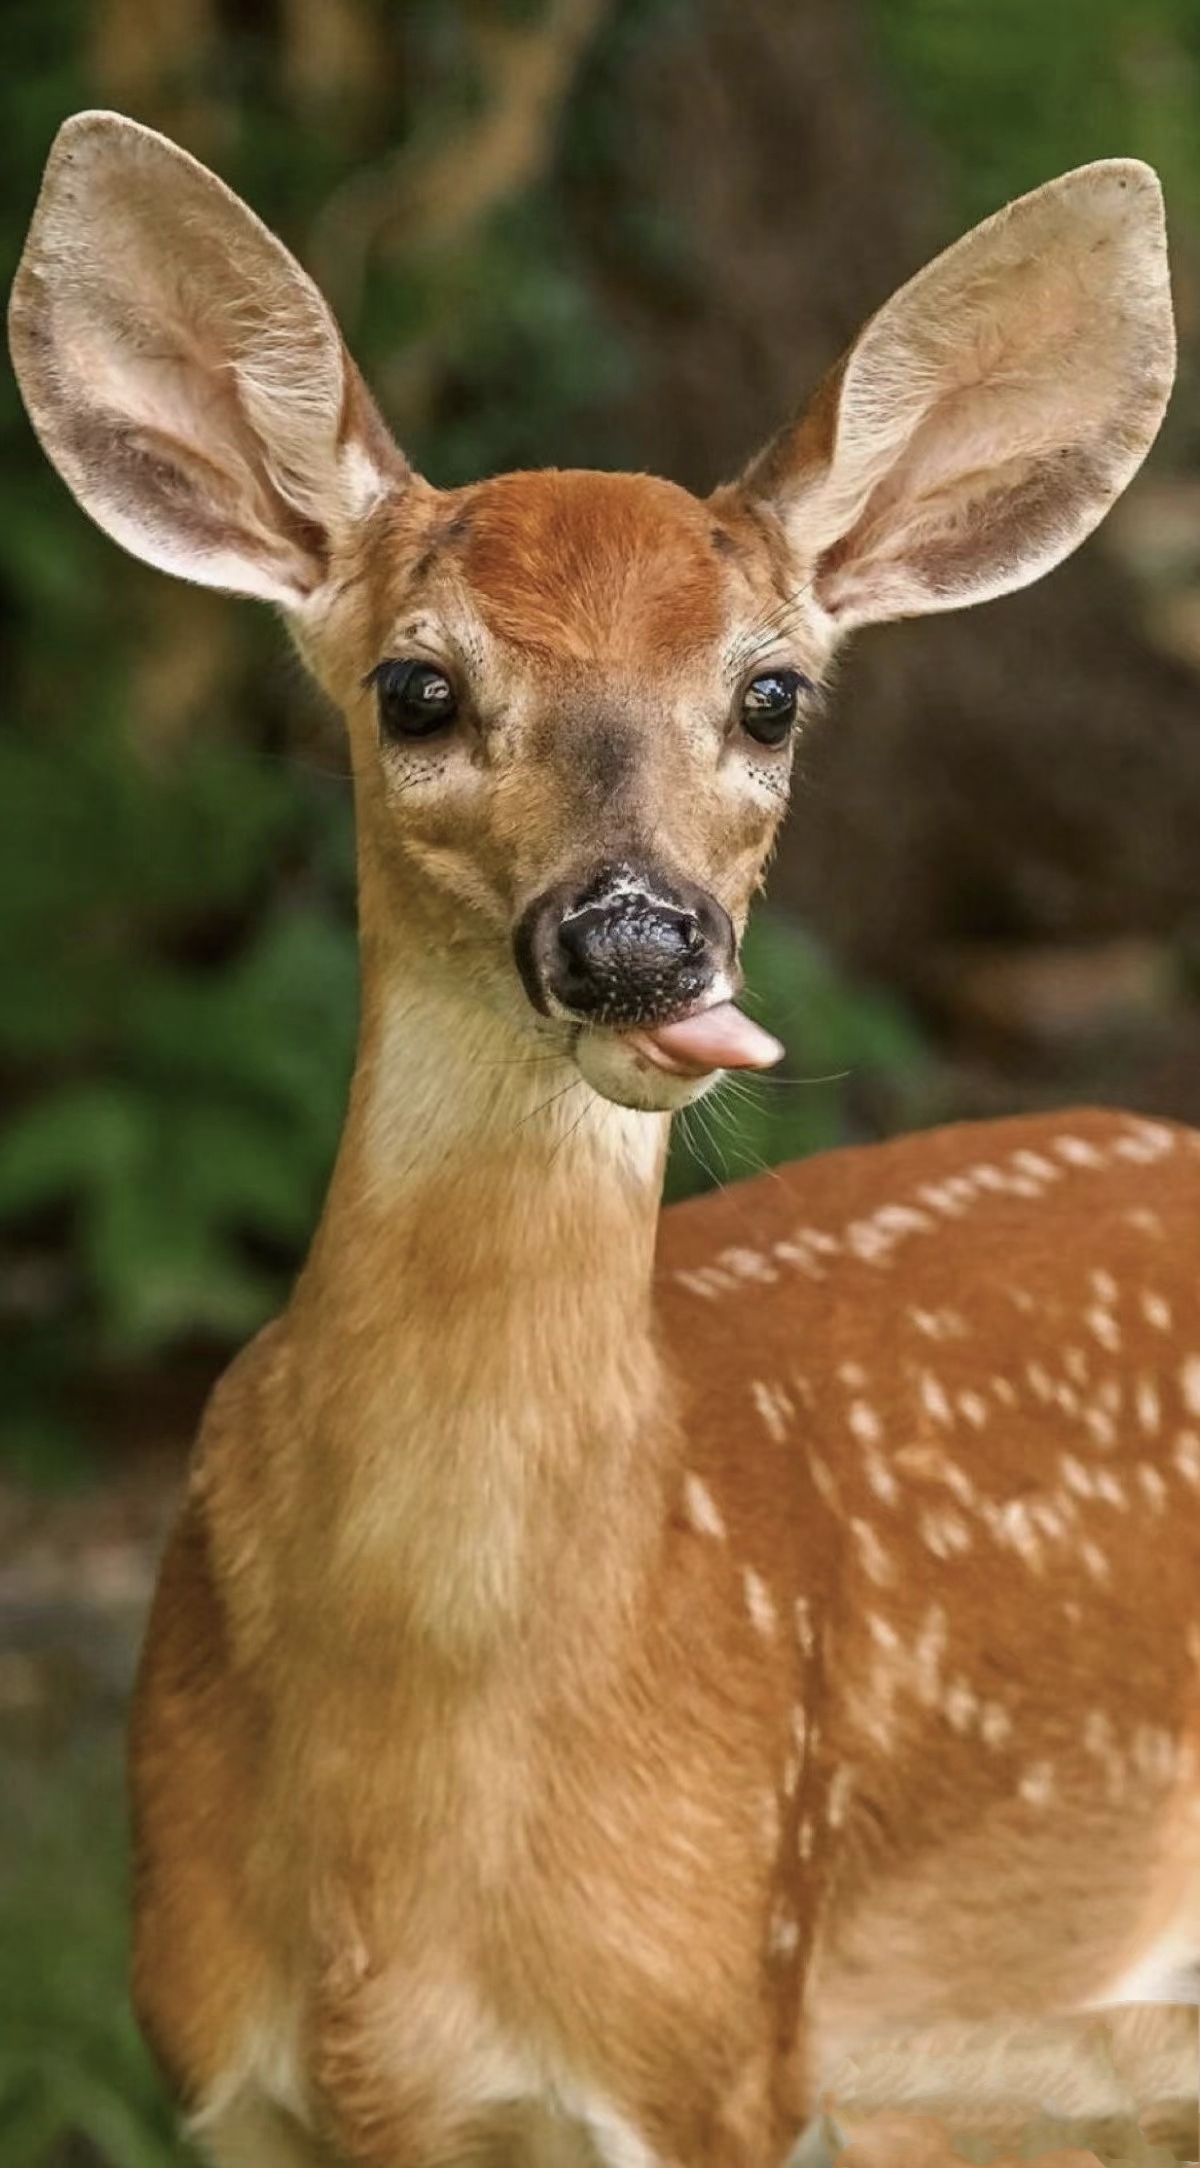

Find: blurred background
4;0;1200;2158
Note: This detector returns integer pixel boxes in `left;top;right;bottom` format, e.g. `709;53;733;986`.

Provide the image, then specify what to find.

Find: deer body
10;113;1193;2167
131;1090;1200;2167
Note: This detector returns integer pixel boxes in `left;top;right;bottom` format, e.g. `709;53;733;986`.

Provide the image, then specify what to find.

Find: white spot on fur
920;1507;972;1559
1030;1498;1068;1542
682;1473;726;1540
808;1453;841;1510
850;1518;895;1587
909;1305;968;1342
1141;1291;1172;1331
1181;1358;1200;1419
917;1178;978;1219
773;1225;842;1283
794;1597;815;1658
990;1499;1044;1572
1064;1346;1090;1386
1013;1149;1060;1185
1080;1539;1111;1583
1136;1462;1168;1512
826;1765;855;1828
1090;1269;1119;1305
798;1815;815;1860
919;1372;953;1426
1055;1134;1105;1169
914;1605;948;1708
991;1375;1018;1407
1019;1761;1055;1807
742;1567;777;1639
862;1445;900;1507
980;1701;1013;1749
1135;1378;1161;1435
943;1677;978;1733
848;1399;882;1447
1173;1431;1200;1488
957;1391;989;1430
868;1613;900;1652
1114;1119;1176;1164
1085;1307;1121;1353
750;1378;794;1443
1085;1406;1117;1451
674;1266;731;1300
1125;1207;1166;1238
838;1361;869;1389
1091;1468;1128;1511
897;1446;977;1508
1026;1362;1054;1403
768;1905;800;1962
722;1245;779;1286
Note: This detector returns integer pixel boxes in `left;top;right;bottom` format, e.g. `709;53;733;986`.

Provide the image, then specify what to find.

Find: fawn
10;111;1197;2168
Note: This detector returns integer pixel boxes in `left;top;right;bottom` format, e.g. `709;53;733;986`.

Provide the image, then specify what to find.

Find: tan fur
822;2004;1197;2158
9;115;1192;2168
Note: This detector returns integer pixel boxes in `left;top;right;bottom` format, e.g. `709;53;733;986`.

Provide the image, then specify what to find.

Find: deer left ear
723;161;1175;630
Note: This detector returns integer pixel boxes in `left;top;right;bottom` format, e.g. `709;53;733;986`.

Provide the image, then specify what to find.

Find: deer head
9;115;1175;1115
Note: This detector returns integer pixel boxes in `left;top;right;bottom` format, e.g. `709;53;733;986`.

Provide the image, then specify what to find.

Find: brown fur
129;1107;1200;2166
9;116;1192;2168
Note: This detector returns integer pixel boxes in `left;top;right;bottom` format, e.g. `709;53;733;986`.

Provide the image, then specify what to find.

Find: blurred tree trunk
564;0;1200;998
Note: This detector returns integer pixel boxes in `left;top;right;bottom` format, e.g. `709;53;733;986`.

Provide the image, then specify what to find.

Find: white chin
574;1029;718;1113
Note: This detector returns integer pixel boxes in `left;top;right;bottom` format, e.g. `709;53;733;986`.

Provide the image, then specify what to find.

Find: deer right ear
8;111;404;609
728;161;1175;629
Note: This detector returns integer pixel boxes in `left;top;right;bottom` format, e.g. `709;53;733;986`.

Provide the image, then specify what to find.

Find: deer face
9;115;1176;1113
330;467;817;1109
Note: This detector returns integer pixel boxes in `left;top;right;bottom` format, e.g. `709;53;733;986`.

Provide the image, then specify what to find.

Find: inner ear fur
727;161;1176;628
8;110;404;608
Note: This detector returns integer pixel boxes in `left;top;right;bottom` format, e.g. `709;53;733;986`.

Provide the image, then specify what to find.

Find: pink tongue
623;1003;784;1078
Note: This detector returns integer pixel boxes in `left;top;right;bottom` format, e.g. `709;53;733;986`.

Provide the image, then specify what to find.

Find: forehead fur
441;469;736;664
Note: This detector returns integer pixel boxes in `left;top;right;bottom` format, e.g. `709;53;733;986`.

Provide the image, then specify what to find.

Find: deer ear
8;111;404;610
728;162;1175;629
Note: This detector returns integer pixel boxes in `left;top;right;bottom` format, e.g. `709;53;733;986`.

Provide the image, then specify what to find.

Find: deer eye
368;659;458;740
740;670;809;748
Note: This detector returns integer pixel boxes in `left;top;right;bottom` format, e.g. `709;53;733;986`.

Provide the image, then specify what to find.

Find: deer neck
283;934;677;1668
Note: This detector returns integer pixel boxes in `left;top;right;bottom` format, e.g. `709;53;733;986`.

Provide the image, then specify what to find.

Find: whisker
512;1076;580;1134
242;748;353;785
676;1104;728;1197
476;1051;569;1072
549;1086;594;1164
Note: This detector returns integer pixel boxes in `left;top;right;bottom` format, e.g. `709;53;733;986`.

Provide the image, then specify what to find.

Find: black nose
515;866;732;1026
556;896;707;1018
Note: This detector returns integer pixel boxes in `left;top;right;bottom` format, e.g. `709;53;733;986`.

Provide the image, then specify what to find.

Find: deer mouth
570;996;783;1113
619;1001;783;1079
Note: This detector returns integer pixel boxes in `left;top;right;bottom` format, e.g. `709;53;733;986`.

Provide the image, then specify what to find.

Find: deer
9;108;1200;2168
